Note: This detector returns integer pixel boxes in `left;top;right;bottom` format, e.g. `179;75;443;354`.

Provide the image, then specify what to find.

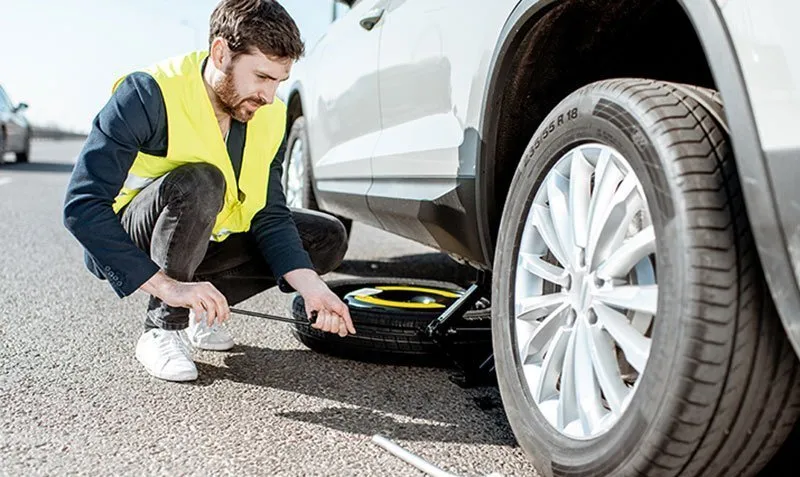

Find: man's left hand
284;269;356;337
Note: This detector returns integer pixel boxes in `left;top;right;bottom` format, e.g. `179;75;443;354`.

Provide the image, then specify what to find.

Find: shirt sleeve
62;72;166;298
249;140;314;287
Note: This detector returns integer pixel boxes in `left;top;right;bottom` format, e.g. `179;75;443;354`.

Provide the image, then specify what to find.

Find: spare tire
290;277;491;367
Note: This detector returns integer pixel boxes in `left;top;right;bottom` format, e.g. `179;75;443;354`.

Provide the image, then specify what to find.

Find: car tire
283;116;352;237
491;78;800;477
15;129;30;163
0;127;6;165
290;277;491;367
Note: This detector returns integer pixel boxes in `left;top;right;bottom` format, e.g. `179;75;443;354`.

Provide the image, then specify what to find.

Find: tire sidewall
492;83;687;476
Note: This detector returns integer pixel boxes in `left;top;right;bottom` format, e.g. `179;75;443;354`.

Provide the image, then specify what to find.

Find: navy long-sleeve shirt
63;71;313;298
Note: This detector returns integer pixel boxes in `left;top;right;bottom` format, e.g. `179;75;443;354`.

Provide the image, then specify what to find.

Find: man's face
214;49;292;122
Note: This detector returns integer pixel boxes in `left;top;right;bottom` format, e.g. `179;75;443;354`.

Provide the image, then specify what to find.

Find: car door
304;0;391;222
368;0;519;256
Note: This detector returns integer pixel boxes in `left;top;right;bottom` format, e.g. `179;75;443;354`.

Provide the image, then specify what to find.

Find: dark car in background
0;83;31;163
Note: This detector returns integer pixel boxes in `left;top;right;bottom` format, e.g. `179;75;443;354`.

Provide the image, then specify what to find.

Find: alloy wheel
514;143;657;440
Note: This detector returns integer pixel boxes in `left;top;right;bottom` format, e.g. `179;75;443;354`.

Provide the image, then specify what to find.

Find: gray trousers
118;163;348;330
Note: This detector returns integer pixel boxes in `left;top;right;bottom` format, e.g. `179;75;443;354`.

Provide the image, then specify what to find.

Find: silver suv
281;1;800;475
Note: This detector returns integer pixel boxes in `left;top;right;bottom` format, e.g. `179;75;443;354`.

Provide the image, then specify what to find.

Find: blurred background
0;0;349;137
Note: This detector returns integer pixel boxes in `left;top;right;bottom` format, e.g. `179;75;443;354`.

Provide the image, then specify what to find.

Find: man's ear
209;37;229;70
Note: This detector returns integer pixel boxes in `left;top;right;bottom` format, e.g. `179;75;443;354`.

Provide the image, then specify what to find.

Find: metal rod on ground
371;435;461;477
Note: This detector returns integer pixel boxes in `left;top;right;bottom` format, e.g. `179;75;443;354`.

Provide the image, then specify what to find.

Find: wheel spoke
532;204;569;268
630;311;653;335
520;252;569;286
558;328;579;430
594;284;658;316
573;320;606;432
546;171;576;268
588;174;644;269
586;152;624;266
523;303;570;361
595;226;656;280
533;326;571;402
570;149;593;249
517;293;567;322
587;324;629;416
593;303;651;374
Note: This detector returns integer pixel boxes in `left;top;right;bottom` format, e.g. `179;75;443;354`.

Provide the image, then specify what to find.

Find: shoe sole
190;341;235;351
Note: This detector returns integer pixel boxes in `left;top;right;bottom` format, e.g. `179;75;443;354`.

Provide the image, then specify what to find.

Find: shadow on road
336;253;479;287
193;344;516;447
1;162;75;173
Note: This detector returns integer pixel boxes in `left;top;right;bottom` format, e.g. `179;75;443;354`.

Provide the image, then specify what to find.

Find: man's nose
257;91;274;105
260;84;278;105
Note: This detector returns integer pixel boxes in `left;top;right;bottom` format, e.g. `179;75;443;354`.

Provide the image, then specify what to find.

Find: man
63;0;356;383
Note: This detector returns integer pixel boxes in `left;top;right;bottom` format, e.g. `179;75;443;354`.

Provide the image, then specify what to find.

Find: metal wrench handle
229;307;316;325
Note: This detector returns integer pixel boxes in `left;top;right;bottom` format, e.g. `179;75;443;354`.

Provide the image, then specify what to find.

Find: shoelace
178;329;196;353
157;331;193;360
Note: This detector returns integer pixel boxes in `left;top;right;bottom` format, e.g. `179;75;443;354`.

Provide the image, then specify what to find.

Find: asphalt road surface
0;140;538;476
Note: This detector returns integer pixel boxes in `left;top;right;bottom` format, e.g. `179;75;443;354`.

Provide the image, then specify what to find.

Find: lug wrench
229;307;318;326
229;307;397;330
229;307;489;334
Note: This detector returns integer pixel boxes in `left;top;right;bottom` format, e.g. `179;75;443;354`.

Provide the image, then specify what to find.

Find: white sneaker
186;312;235;351
135;329;198;382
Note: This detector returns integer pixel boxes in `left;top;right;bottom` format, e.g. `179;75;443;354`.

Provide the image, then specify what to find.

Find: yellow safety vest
111;50;286;242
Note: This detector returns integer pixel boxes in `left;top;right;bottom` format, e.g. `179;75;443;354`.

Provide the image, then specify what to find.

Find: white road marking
0;177;12;186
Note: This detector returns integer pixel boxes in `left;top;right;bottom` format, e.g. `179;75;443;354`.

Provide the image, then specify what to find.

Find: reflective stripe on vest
110;50;287;242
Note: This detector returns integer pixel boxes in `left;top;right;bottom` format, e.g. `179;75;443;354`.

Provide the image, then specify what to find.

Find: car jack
422;272;496;389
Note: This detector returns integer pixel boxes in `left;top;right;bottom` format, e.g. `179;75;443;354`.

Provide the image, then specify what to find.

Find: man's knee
167;163;225;217
309;216;349;275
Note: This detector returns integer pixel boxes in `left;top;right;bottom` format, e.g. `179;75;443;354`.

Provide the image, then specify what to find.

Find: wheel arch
476;0;800;356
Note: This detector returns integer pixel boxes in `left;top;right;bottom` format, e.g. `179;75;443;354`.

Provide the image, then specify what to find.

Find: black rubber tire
491;78;800;477
283;117;317;210
15;130;30;163
284;116;352;237
290;277;491;367
0;127;6;165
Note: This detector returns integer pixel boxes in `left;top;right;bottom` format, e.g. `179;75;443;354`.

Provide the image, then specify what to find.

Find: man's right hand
139;270;230;325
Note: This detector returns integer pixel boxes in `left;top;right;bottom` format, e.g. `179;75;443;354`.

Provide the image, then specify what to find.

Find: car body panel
295;0;392;225
720;0;800;153
711;0;800;356
365;0;518;263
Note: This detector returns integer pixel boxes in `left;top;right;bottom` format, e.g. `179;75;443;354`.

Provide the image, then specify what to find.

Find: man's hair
209;0;305;61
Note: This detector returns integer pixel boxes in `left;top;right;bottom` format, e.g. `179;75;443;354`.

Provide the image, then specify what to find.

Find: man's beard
214;73;265;122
